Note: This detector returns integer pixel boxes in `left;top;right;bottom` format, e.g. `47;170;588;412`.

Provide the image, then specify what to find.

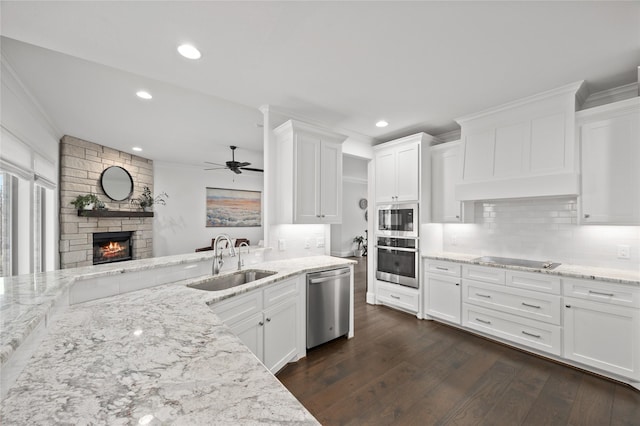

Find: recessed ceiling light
177;44;201;60
376;120;389;128
136;91;152;100
132;147;143;152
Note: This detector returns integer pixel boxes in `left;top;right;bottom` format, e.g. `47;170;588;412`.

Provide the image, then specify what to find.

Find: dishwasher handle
308;269;351;284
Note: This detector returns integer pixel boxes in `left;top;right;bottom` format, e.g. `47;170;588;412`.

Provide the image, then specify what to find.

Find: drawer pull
390;294;400;300
522;330;541;338
435;266;449;271
476;318;491;325
259;321;264;326
588;290;614;297
521;302;541;309
476;293;492;298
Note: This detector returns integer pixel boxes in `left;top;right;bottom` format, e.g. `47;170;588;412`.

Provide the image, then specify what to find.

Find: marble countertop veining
422;252;640;285
0;254;356;425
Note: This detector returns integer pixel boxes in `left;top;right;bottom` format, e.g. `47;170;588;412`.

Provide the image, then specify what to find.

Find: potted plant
353;235;365;257
131;186;168;212
70;193;100;211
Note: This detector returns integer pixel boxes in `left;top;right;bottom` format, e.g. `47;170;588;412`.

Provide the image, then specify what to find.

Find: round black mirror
100;166;133;201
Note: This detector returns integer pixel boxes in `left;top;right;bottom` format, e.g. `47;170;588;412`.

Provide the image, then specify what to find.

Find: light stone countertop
0;254;356;425
422;252;640;286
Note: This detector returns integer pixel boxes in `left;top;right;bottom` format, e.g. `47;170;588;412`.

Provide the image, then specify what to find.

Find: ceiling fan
204;145;263;174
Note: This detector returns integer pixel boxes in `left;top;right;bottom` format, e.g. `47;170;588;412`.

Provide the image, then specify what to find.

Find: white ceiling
1;1;639;165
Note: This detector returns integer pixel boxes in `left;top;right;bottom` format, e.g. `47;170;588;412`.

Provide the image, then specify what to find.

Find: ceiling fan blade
204;166;228;171
204;161;225;166
232;168;242;175
237;162;251;167
240;167;264;173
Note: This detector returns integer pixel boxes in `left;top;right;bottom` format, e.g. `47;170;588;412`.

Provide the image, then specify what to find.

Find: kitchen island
0;253;355;424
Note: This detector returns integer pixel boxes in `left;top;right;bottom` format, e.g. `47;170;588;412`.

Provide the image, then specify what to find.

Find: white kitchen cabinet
375;280;420;315
211;275;303;373
455;81;584;201
577;97;640;225
564;296;640;381
274;119;346;224
375;140;420;203
426;274;461;324
431;141;473;223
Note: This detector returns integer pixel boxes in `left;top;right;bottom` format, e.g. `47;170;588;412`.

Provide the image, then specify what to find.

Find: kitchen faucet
212;234;236;275
237;241;250;270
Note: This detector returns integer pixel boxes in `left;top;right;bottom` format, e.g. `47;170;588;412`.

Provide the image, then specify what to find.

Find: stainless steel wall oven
375;236;419;288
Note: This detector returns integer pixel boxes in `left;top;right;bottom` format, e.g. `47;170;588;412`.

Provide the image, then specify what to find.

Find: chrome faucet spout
237;242;250;270
212;234;237;275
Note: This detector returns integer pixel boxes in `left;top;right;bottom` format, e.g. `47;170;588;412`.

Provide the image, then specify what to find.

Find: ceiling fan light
177;44;201;60
376;120;389;128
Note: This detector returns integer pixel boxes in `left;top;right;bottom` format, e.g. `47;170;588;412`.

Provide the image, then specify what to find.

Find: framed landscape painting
206;188;262;227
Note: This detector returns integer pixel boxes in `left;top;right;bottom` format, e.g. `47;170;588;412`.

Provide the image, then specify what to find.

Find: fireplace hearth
93;231;133;265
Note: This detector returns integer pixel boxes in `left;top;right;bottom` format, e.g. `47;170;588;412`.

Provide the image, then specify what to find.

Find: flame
101;241;126;259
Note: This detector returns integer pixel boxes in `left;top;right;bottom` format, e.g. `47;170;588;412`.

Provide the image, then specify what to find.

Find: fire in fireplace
93;231;133;265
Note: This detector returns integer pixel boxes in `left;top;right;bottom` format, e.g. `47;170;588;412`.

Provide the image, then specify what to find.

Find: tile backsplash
442;197;640;271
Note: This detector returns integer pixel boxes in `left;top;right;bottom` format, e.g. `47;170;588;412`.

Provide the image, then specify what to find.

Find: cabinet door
375;149;396;202
395;143;420;202
431;142;462;222
263;298;298;373
564;297;640;380
426;274;461;324
319;141;342;223
581;110;640;224
229;312;264;362
294;131;322;223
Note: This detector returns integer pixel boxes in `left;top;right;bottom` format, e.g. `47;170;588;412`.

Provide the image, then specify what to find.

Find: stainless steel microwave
376;203;418;237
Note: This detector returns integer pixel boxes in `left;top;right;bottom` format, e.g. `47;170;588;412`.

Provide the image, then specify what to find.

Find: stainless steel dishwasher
306;267;351;349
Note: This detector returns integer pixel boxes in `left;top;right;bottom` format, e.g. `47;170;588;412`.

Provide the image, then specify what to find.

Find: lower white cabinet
376;280;420;315
212;275;303;373
426;274;461;324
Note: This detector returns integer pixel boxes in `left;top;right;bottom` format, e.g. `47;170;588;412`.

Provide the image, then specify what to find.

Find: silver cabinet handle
455;283;460;286
390;294;400;299
266;318;271;322
522;302;541;309
589;290;614;297
522;330;541;338
584;214;590;219
321;214;326;218
455;215;460;219
476;293;492;298
258;321;264;326
476;318;491;325
316;215;321;218
435;266;449;271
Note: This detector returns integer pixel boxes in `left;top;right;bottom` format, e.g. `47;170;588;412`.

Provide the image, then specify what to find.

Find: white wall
331;155;369;257
153;161;264;257
441;197;640;271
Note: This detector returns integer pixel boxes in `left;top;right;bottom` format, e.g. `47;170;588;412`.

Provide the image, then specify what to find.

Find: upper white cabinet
375;140;420;203
431;141;470;223
275;120;347;224
577;97;640;225
455;81;585;201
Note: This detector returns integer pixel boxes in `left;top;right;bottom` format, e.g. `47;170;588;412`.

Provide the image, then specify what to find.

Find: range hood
455;81;585;201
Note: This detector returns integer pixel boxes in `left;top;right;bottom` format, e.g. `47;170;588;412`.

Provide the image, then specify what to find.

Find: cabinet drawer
211;290;263;325
506;270;561;295
377;281;420;313
463;279;561;325
463;303;561;356
264;277;299;308
563;278;640;308
463;265;506;285
426;261;461;277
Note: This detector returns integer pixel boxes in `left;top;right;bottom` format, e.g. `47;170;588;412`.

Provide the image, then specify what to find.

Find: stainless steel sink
187;269;277;291
473;256;561;270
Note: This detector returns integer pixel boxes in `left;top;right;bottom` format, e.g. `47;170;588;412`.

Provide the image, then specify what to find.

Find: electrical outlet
617;245;630;259
278;239;286;251
304;239;311;249
316;237;325;248
452;235;458;246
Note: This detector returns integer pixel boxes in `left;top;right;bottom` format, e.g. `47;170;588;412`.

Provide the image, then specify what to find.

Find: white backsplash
266;224;330;261
442;197;640;271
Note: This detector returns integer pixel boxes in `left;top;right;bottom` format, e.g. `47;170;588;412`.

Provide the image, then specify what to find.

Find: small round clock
359;198;368;210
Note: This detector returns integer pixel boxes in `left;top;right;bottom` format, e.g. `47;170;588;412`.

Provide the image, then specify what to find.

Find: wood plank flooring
277;257;640;426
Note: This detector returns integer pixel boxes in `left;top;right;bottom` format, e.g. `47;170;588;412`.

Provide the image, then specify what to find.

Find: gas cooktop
472;256;561;270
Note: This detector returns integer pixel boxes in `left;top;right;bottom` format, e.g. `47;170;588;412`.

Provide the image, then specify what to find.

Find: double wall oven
375;203;419;289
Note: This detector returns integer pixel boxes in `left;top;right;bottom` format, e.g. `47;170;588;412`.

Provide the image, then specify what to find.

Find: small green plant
70;193;100;210
353;235;365;250
131;186;168;210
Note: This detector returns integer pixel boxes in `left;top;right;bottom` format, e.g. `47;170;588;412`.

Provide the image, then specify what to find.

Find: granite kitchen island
0;253;355;425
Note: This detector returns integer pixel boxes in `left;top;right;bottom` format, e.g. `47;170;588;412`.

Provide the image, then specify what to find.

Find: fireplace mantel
78;210;154;218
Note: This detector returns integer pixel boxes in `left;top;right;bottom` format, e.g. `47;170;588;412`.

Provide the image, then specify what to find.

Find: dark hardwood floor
277;257;640;425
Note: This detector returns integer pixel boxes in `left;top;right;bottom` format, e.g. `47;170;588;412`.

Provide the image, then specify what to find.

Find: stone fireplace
59;135;154;269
